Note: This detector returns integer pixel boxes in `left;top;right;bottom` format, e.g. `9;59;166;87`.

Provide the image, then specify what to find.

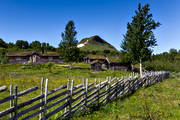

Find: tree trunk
140;59;143;78
69;63;72;70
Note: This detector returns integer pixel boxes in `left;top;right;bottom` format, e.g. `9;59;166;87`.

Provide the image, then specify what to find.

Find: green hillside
78;36;118;53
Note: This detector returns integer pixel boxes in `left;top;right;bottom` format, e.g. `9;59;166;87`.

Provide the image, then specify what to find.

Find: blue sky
0;0;180;54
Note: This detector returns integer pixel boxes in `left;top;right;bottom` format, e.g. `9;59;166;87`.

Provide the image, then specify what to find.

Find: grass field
0;63;179;120
72;72;180;120
0;63;129;91
0;63;129;119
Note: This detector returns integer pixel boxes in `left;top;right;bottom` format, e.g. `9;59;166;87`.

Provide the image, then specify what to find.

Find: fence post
81;78;85;111
39;78;44;120
14;85;18;120
10;84;13;118
115;77;118;100
68;80;74;118
85;78;88;111
43;78;48;120
65;79;70;113
95;78;97;87
105;77;108;104
98;78;101;107
108;77;111;101
128;76;131;94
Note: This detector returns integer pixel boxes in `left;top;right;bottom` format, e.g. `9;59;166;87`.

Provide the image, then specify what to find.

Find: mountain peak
77;35;117;52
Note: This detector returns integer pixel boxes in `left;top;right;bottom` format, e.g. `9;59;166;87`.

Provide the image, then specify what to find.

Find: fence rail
0;71;169;120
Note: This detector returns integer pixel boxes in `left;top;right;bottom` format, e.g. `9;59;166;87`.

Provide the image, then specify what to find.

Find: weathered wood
98;78;101;107
21;109;44;120
105;77;108;103
87;86;96;93
47;95;69;110
14;85;18;120
108;76;111;102
39;78;44;120
65;79;70;113
73;92;85;103
47;90;69;103
10;84;13;118
0;86;39;105
0;96;13;104
46;101;69;118
87;94;98;103
0;85;7;92
111;77;117;83
88;83;94;88
18;86;39;97
17;100;44;117
100;90;108;98
55;110;69;120
100;95;107;105
47;84;67;96
0;107;14;118
17;94;44;109
81;78;85;111
85;78;88;110
72;98;85;110
69;80;74;116
87;98;97;107
73;84;83;91
100;83;108;90
43;78;48;120
87;89;98;99
71;103;84;114
72;88;84;96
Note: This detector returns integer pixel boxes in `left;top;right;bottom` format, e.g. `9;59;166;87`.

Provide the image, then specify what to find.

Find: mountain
77;36;118;53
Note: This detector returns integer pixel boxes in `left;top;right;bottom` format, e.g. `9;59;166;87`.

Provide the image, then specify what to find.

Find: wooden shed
90;60;103;71
104;57;131;71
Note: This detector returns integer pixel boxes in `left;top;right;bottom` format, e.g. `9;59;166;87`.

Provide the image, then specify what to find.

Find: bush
144;60;180;72
0;48;8;64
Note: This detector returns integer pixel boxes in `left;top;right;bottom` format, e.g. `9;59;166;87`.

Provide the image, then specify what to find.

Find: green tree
0;48;8;64
16;40;29;49
58;20;80;70
169;48;178;62
0;38;7;48
30;41;41;50
121;3;160;77
46;43;56;51
7;42;15;48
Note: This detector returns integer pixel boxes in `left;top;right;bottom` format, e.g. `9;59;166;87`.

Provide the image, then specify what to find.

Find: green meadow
73;72;180;120
0;63;129;119
0;63;179;120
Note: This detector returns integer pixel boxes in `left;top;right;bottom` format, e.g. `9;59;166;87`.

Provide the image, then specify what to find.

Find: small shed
104;57;131;71
90;60;103;71
84;55;106;64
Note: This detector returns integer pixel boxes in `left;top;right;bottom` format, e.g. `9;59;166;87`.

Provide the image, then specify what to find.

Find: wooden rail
0;71;169;120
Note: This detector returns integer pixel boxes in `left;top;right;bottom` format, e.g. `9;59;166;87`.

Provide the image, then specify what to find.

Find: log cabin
7;51;63;64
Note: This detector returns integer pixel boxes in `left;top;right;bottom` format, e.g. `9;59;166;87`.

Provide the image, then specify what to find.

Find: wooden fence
0;71;169;120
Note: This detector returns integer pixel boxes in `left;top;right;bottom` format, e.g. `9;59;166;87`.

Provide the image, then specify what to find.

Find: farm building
85;55;131;71
90;60;103;71
7;51;63;64
84;55;106;64
104;57;131;71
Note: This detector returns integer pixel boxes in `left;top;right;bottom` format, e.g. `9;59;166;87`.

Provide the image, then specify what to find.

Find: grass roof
7;51;58;56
